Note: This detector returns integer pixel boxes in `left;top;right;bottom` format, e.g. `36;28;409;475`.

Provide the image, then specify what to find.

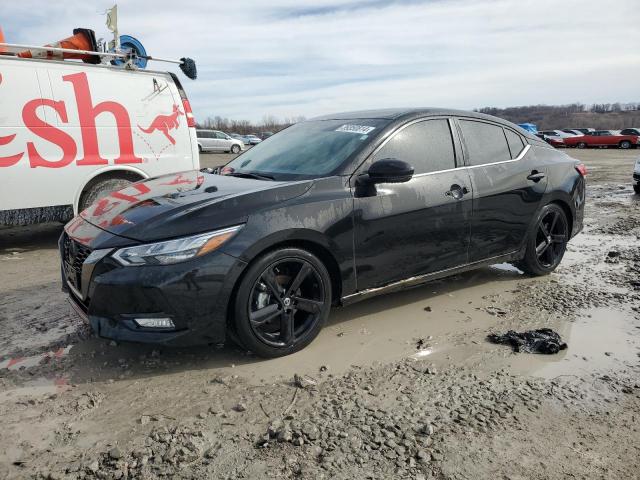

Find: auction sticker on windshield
335;124;376;134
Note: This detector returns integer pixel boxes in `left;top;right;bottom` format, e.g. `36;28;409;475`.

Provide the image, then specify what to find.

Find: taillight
575;163;587;176
182;98;196;128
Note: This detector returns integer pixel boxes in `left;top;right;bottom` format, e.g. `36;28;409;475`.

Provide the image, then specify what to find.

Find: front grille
62;234;92;293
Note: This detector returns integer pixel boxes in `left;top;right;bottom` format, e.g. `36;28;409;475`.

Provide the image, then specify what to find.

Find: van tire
79;176;136;213
198;145;203;153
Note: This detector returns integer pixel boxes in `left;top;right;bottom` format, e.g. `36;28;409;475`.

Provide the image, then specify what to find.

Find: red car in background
563;130;639;149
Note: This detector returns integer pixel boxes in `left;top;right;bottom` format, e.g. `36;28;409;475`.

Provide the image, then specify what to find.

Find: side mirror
366;158;414;184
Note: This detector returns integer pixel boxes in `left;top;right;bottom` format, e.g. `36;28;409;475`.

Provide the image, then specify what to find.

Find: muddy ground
0;149;639;479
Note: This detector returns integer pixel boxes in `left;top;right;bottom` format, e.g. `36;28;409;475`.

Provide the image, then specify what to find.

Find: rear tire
516;204;569;276
634;183;640;195
619;140;631;149
233;248;331;358
577;142;587;149
78;177;135;213
198;144;203;153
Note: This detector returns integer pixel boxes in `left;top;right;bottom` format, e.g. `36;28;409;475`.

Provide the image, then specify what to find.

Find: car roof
310;107;538;140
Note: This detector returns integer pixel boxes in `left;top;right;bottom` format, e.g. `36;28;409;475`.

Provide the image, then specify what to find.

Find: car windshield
223;119;389;180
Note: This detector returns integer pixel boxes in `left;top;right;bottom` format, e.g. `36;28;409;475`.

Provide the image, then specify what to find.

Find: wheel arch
73;166;148;214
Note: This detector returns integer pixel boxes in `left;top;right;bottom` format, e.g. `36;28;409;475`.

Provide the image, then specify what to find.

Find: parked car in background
245;134;262;145
536;133;565;148
563;130;640;149
539;130;580;138
634;157;640;194
562;129;585;136
620;128;640;136
230;133;251;145
260;131;274;140
196;130;244;153
566;128;595;135
60;108;586;357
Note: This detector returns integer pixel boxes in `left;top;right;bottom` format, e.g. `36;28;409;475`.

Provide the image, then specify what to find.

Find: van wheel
516;204;569;276
79;177;134;213
198;145;203;153
233;248;331;358
231;145;241;154
619;140;631;149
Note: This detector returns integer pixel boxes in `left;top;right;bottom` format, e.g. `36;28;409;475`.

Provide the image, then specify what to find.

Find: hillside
476;104;640;130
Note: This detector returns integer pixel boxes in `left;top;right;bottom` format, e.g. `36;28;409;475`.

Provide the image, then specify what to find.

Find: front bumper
60;225;247;346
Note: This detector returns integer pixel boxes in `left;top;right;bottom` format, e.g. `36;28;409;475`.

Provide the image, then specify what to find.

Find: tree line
475;103;640;129
196;115;306;135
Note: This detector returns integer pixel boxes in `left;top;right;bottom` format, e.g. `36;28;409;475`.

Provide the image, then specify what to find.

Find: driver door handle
527;171;546;182
445;184;469;200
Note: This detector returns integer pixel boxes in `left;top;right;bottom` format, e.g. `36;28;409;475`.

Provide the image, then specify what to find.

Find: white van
0;55;199;225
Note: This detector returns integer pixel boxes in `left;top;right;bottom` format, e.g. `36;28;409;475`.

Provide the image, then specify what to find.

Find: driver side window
371;119;456;174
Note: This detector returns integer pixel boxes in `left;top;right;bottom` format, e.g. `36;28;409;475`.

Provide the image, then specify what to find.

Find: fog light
134;317;175;329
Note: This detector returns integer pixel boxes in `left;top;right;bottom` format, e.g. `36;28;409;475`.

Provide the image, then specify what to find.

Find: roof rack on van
0;28;196;79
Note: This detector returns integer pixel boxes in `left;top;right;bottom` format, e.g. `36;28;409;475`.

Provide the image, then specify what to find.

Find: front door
352;118;473;291
457;119;548;262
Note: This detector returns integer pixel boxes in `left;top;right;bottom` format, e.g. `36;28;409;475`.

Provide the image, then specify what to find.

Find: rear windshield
223;119;389;180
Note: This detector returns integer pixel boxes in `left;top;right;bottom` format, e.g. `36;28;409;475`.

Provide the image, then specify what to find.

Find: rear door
457;119;548;262
215;131;231;151
352;118;473;290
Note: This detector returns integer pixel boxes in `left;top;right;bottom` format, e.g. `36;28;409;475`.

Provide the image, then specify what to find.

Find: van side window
372;119;456;174
215;132;227;139
504;129;525;159
459;120;511;166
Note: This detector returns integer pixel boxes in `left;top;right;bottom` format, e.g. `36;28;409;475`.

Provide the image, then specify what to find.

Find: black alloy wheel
233;248;331;357
517;204;569;276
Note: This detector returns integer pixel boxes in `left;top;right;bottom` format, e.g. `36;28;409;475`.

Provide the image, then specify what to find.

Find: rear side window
372;119;456;174
459;120;511;166
504;129;525;159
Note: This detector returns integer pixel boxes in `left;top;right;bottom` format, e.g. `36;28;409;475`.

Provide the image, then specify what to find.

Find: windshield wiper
225;172;275;181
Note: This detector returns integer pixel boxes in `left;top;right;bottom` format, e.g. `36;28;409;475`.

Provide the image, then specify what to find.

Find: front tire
577;142;587;149
517;204;569;276
231;144;241;154
233;248;331;357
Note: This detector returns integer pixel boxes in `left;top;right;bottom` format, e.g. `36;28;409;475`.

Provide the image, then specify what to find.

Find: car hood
79;170;312;242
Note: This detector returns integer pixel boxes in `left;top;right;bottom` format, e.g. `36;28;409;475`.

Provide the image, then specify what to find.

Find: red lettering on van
0;134;23;167
23;99;77;168
63;72;143;166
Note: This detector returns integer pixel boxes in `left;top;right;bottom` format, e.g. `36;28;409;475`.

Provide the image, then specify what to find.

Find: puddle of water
506;307;640;379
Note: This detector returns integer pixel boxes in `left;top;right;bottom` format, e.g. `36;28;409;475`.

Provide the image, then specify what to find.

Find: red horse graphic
138;104;183;145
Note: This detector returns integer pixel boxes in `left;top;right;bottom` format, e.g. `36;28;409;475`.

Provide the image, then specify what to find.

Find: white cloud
3;0;640;122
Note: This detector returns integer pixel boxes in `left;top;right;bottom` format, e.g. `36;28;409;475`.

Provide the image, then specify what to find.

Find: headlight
112;225;243;266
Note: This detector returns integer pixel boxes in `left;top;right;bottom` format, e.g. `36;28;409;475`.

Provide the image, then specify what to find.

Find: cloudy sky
4;0;640;122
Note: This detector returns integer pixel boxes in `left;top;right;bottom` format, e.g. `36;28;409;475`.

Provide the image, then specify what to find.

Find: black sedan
60;108;586;357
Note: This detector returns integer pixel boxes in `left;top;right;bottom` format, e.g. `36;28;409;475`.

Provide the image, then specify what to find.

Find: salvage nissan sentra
60;108;586;357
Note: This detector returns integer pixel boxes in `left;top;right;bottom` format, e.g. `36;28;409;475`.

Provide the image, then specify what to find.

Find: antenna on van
105;5;120;52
